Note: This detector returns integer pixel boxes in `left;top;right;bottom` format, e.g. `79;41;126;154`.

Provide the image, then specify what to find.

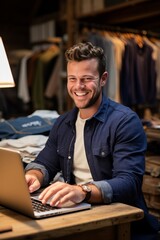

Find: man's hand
25;169;43;193
38;181;86;207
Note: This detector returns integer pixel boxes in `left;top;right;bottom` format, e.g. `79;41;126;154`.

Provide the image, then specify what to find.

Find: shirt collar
65;94;109;125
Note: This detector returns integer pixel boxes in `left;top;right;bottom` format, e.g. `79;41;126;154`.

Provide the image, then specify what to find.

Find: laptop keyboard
31;198;55;212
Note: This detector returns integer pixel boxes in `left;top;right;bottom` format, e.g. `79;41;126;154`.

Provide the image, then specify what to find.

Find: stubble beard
77;90;101;109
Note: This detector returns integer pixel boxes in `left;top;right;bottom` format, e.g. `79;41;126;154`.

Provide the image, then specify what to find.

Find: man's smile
74;91;89;97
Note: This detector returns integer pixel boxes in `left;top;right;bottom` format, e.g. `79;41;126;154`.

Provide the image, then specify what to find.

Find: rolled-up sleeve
91;180;113;204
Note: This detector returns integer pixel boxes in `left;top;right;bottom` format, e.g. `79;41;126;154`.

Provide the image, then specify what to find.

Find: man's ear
101;71;108;86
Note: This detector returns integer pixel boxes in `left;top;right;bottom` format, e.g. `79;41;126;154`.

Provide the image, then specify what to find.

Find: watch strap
78;184;92;202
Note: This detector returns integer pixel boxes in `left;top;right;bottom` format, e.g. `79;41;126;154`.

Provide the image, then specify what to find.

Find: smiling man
25;42;159;239
67;58;107;116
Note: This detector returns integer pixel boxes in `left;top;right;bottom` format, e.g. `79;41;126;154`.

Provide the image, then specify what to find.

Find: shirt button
101;151;105;156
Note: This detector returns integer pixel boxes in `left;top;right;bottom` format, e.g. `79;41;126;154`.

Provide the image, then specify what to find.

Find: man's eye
83;78;92;82
68;78;76;82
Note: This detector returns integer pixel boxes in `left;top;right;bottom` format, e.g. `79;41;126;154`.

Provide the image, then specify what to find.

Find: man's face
67;59;106;110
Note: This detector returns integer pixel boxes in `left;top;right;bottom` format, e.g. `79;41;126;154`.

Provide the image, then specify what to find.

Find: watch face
82;185;91;192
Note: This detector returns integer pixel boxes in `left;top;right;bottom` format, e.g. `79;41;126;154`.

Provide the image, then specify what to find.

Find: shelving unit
144;127;160;220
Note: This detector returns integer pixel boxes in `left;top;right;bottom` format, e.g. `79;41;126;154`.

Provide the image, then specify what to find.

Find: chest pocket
57;145;69;171
57;146;66;158
93;146;111;158
92;146;113;179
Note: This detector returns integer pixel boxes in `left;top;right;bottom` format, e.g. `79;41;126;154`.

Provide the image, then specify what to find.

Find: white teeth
75;92;86;96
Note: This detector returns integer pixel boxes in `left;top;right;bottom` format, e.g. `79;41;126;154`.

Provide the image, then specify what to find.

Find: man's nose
76;79;85;87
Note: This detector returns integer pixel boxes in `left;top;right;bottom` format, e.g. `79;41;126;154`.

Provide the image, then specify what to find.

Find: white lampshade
0;37;15;88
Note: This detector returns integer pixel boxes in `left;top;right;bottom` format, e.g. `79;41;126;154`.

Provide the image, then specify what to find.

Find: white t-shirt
73;113;93;184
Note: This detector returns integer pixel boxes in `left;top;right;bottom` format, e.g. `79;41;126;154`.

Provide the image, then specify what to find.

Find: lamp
0;37;15;88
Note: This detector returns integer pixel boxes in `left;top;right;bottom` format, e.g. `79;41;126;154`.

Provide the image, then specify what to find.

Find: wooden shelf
76;0;149;18
75;0;160;33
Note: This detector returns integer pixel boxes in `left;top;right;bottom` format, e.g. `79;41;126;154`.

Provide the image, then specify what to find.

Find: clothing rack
77;21;160;39
31;37;62;45
30;37;65;114
76;21;160;110
31;37;62;51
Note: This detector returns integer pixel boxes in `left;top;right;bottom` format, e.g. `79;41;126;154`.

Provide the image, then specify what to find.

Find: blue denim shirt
26;95;146;201
26;95;159;235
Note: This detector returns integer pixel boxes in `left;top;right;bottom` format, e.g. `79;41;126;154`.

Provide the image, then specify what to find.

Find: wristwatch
79;184;92;202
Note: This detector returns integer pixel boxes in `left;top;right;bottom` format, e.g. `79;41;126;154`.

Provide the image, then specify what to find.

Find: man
25;42;159;239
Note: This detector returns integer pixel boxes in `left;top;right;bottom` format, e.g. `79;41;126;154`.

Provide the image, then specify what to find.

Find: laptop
0;147;91;219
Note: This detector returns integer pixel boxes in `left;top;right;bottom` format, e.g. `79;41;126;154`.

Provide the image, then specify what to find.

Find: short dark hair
65;42;106;76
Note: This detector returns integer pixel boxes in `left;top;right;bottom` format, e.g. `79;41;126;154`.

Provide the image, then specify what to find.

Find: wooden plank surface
0;203;144;240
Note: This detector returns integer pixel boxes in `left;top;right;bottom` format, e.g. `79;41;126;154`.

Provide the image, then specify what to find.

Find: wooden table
0;203;143;240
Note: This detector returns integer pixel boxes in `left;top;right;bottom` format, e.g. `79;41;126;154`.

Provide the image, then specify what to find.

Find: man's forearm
88;183;103;203
91;180;113;204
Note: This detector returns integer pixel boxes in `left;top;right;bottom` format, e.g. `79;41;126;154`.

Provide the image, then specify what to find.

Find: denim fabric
0;116;57;140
